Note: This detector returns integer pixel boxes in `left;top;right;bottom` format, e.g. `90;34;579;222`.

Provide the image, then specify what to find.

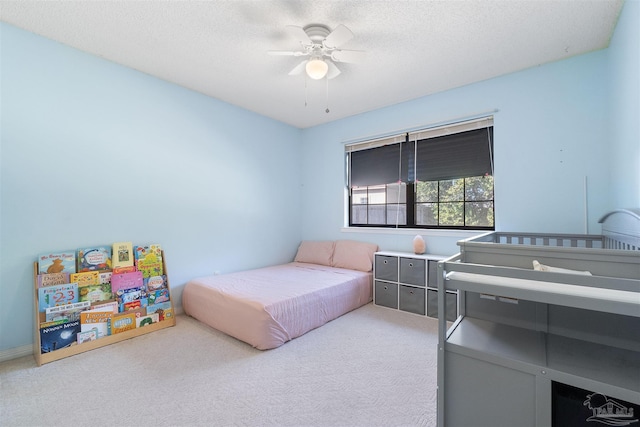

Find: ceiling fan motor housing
303;24;331;43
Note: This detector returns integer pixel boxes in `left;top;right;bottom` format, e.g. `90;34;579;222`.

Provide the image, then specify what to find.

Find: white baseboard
0;345;33;363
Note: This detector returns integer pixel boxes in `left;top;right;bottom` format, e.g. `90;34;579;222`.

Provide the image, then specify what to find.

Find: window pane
368;205;386;224
416;181;438;202
416;203;438;225
352;187;368;205
465;176;494;201
367;185;386;204
351;205;367;224
439;202;464;226
465;201;494;227
386;182;406;204
387;204;406;225
439;179;464;202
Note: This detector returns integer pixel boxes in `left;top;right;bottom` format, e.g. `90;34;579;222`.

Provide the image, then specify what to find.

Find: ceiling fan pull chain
325;77;330;114
305;75;308;107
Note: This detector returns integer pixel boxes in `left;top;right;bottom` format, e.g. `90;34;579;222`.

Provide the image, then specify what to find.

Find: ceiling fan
269;24;365;80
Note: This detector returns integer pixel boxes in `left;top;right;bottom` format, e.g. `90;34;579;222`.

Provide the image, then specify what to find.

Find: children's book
144;275;167;292
118;298;148;314
135;244;163;278
38;283;79;312
90;300;118;314
80;309;113;339
98;271;112;285
77;328;98;344
78;283;112;303
70;271;99;287
137;262;163;279
37;272;70;288
134;244;162;262
40;319;80;353
135;313;159;328
45;301;90;322
110;312;137;334
116;286;146;305
146;301;173;322
38;252;76;274
111;271;143;293
112;242;134;269
112;265;136;274
147;288;170;305
77;247;111;272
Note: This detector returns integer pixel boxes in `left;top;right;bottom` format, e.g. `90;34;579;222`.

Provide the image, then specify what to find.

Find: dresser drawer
374;281;398;309
375;255;398;281
426;289;458;321
399;257;425;286
399;285;426;315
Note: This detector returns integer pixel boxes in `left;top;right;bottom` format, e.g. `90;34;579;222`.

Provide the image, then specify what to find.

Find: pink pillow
331;240;379;272
294;241;335;266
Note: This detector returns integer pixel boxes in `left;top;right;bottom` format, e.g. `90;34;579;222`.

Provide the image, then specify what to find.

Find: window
346;117;494;230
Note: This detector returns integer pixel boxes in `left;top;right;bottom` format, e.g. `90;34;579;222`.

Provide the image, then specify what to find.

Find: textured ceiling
0;0;624;128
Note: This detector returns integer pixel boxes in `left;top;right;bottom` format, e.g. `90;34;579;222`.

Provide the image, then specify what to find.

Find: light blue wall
608;0;640;208
1;1;638;356
300;50;611;255
0;23;302;352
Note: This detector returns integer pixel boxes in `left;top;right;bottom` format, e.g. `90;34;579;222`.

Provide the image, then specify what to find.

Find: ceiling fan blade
326;60;341;80
288;60;308;76
268;50;308;57
285;25;312;46
331;49;366;63
323;24;353;49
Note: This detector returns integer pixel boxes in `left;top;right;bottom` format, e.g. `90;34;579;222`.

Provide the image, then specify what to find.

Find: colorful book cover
78;283;112;303
98;271;112;284
112;265;136;274
90;300;118;313
134;244;162;262
137;263;163;279
77;247;111;272
111;271;144;293
110;312;137;334
135;313;159;328
147;288;170;305
119;306;147;318
80;309;113;339
144;275;167;292
45;301;90;322
37;272;70;288
70;271;99;287
38;283;79;312
116;286;146;304
120;299;148;313
112;242;134;269
40;319;80;353
135;244;163;277
146;301;173;322
38;251;76;274
77;328;98;344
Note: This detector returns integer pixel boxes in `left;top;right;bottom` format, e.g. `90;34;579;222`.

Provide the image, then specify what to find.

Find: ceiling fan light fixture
305;58;328;80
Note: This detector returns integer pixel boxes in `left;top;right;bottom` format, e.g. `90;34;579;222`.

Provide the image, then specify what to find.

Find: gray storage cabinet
436;209;640;427
374;251;449;317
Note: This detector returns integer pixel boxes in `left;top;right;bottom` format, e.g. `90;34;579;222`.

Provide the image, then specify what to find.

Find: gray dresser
373;251;453;318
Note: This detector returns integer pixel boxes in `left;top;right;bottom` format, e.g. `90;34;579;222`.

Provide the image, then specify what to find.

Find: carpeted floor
0;303;438;426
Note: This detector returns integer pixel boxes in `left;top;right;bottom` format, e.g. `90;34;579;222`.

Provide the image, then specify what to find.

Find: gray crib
437;209;640;427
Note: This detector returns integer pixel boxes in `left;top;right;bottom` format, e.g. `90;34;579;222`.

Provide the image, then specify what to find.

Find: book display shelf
33;244;176;366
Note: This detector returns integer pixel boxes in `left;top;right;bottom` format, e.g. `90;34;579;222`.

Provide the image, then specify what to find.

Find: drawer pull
384;260;388;264
409;263;414;267
384;286;388;290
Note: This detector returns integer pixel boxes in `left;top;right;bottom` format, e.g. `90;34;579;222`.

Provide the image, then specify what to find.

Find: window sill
340;227;487;239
